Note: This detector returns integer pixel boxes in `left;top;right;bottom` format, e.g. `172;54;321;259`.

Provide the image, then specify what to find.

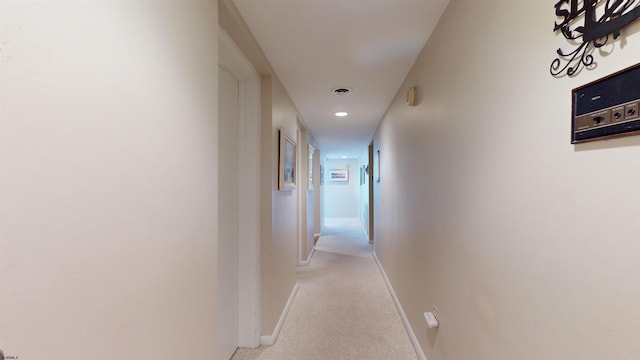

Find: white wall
324;159;360;221
373;1;640;360
0;2;219;359
260;75;299;336
359;149;371;238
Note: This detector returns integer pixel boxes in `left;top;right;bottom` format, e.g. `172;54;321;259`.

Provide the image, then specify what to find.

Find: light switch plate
424;311;439;329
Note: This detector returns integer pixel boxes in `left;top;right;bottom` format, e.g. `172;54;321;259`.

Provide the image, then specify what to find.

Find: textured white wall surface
260;76;299;335
1;3;219;359
373;1;640;359
324;159;360;219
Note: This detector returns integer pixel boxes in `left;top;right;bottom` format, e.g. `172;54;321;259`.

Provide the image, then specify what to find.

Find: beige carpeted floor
231;221;418;360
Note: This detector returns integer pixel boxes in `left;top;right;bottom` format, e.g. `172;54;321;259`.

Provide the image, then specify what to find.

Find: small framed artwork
359;166;365;185
308;144;315;190
376;150;380;182
278;128;296;191
329;169;349;182
320;165;324;185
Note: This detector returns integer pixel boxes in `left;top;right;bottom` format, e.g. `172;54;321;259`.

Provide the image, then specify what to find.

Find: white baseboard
372;252;427;360
324;217;359;225
359;222;370;242
298;247;316;266
260;283;299;346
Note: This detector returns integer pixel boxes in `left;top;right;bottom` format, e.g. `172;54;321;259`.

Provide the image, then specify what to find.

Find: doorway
218;29;262;358
217;65;240;360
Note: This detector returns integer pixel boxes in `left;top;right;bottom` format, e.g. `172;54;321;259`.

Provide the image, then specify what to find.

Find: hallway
231;222;418;360
4;2;640;359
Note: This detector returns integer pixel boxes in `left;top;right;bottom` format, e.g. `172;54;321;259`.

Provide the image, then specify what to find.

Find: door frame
219;28;262;348
368;142;374;244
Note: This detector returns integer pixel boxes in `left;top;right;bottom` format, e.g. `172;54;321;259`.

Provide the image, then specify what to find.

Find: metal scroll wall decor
551;0;640;77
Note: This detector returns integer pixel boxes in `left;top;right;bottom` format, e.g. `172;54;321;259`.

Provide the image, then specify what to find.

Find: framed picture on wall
329;169;349;182
278;128;296;191
320;165;324;185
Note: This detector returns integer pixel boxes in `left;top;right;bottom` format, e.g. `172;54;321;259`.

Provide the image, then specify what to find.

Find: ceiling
232;0;450;159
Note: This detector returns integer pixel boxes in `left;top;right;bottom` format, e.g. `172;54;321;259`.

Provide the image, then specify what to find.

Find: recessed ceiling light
341;156;348;159
332;87;352;96
335;112;348;117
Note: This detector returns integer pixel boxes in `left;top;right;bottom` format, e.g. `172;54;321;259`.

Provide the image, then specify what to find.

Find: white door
217;66;240;360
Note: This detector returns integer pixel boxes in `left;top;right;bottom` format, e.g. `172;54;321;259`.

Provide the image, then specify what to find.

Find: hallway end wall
324;159;360;223
373;1;640;360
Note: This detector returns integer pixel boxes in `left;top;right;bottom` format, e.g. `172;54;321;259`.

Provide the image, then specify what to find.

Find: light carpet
231;221;418;360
